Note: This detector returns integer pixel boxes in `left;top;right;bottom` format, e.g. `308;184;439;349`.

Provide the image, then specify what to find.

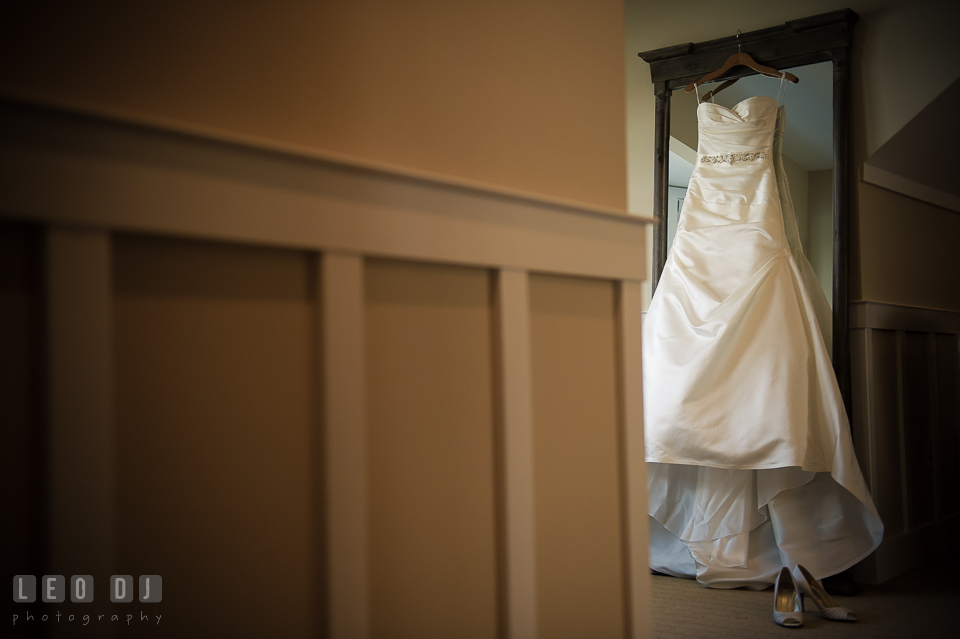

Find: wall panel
529;273;625;639
871;329;904;536
935;333;960;518
114;234;316;638
2;97;652;637
851;302;960;583
901;331;936;530
0;222;45;591
364;258;499;639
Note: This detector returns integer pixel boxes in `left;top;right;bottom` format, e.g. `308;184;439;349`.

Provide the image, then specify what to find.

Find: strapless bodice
697;96;778;158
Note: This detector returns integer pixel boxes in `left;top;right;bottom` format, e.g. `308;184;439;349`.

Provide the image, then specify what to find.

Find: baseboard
854;515;960;584
850;300;960;333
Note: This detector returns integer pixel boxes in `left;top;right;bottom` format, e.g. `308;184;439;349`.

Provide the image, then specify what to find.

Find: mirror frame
638;8;859;414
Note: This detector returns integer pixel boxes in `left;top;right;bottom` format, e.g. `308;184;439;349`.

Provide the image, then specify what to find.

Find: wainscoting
0;96;654;638
850;301;960;584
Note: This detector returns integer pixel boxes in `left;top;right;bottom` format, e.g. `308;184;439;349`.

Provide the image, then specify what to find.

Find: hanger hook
736;29;742;53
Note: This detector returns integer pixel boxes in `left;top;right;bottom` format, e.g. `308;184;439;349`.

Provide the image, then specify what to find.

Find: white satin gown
642;95;883;589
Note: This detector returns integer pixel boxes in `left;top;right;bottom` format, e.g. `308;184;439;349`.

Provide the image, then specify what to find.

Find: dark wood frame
638;8;859;414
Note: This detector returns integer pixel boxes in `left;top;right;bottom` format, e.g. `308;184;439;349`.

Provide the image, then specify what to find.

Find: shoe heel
773;566;804;628
793;564;857;623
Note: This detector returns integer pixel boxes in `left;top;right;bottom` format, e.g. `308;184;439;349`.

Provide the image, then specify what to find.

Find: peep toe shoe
793;564;857;622
773;566;803;627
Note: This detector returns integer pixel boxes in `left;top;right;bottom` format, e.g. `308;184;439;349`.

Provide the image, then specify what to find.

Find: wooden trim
0;91;646;223
494;268;538;639
833;47;852;417
861;164;960;214
864;515;960;584
46;227;114;576
896;331;910;538
864;328;879;495
0;98;651;283
639;9;858;89
651;82;670;294
927;333;941;521
321;252;369;639
849;329;876;488
850;301;960;333
617;281;653;639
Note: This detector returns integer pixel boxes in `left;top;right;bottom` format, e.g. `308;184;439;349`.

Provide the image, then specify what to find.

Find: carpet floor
651;556;958;638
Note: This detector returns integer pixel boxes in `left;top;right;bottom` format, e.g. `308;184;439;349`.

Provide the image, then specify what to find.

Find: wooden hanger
700;78;740;102
685;30;799;94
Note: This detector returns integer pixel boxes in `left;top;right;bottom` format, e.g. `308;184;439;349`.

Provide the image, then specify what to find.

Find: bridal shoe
773;566;803;627
793;564;857;622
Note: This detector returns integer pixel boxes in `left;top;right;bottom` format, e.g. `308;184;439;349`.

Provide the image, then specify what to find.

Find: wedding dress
642;92;883;589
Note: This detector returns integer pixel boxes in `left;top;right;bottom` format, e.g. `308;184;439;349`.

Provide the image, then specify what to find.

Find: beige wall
858;182;960;311
627;0;960;308
0;0;627;210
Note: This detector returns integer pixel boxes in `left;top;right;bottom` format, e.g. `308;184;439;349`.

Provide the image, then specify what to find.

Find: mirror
638;8;858;411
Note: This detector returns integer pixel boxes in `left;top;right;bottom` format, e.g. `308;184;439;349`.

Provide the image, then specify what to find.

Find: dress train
644;97;883;588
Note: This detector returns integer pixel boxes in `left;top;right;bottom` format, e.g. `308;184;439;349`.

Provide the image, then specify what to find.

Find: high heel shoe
773;566;803;627
793;564;857;622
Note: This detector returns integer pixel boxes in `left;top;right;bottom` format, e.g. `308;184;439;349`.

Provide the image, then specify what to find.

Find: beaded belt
700;151;768;165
